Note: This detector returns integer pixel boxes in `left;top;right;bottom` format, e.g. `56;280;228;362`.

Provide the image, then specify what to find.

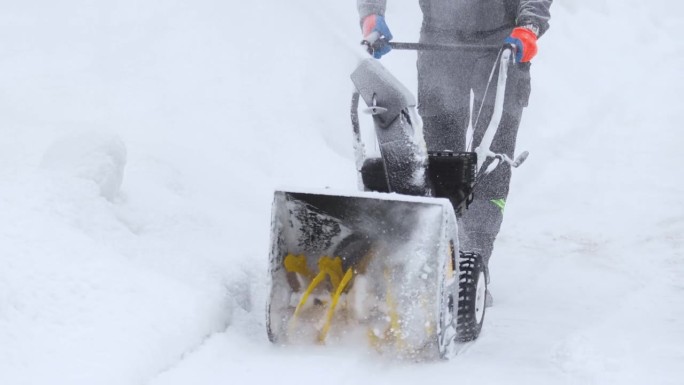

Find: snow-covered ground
1;1;683;384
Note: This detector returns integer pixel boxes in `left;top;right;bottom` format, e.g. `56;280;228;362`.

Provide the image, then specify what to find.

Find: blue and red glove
361;14;393;59
504;26;538;63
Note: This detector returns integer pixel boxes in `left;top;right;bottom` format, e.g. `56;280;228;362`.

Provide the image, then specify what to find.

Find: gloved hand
504;26;538;63
361;14;393;59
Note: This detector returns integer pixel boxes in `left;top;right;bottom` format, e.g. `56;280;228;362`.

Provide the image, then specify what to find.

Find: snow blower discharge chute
267;43;528;360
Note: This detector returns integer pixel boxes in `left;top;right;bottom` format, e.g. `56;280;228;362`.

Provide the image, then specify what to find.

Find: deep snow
1;1;683;384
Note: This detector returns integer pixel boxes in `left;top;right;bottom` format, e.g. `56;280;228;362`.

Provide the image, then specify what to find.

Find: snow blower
266;43;527;359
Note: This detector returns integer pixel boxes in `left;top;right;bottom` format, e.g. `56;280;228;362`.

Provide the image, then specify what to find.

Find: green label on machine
491;198;506;213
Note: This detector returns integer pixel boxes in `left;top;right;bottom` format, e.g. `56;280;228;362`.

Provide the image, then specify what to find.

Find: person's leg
417;49;473;153
461;54;531;286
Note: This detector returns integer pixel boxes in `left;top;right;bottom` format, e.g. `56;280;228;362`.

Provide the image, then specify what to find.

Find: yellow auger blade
385;268;405;346
289;256;346;329
318;267;354;343
367;268;406;351
317;256;344;291
283;254;314;281
290;269;327;328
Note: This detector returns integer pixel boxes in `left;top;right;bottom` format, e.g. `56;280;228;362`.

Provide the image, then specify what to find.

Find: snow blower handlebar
361;34;500;55
469;45;530;192
388;42;500;52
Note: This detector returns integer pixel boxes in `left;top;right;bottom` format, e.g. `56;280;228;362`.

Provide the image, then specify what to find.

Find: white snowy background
1;0;683;384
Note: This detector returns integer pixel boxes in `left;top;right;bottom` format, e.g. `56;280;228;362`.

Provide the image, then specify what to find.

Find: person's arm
517;0;553;37
357;0;387;21
357;0;392;59
506;0;552;62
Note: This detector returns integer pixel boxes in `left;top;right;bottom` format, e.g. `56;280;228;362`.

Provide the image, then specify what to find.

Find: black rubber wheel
456;251;487;342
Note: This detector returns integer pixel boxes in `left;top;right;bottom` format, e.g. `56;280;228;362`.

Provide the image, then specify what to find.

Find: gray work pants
417;35;532;276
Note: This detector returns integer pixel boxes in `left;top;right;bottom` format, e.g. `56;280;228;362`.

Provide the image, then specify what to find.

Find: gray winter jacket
358;0;552;37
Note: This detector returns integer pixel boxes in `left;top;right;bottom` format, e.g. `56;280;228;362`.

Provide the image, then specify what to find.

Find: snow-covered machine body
267;57;487;359
267;190;460;359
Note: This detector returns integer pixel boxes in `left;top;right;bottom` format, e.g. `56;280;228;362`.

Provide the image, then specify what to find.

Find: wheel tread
455;251;486;342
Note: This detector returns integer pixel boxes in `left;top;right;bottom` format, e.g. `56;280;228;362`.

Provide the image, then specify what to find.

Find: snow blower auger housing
265;49;514;359
267;190;460;359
